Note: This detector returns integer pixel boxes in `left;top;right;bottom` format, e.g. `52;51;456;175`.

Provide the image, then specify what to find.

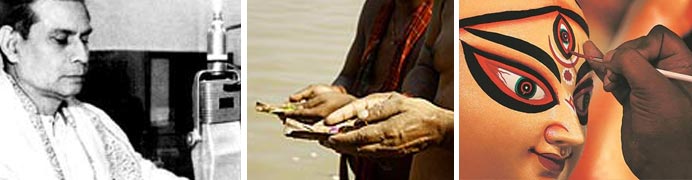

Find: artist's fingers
644;25;690;63
607;47;673;96
605;25;684;72
645;25;692;75
583;41;606;81
598;50;625;92
582;41;630;97
328;124;385;145
602;70;624;92
599;26;679;94
324;93;392;125
603;26;684;87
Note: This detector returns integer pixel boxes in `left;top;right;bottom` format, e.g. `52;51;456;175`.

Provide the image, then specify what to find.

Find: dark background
79;51;224;178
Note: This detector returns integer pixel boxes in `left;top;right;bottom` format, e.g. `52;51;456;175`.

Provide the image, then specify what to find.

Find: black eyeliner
575;62;592;83
462;40;558;113
464;28;562;82
459;6;589;36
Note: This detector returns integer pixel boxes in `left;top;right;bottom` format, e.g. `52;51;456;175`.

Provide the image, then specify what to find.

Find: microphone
188;1;241;179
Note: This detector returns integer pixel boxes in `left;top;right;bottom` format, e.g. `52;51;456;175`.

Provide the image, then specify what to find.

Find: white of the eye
497;68;546;100
559;24;570;47
560;24;568;32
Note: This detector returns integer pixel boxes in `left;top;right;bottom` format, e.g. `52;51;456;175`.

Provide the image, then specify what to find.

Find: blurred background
561;0;692;179
247;0;364;179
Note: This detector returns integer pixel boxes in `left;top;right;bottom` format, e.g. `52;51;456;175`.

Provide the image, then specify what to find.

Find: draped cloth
0;72;185;180
351;0;433;97
344;1;433;180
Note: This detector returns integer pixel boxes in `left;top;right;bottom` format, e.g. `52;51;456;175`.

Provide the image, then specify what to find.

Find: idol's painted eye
573;79;593;125
479;56;553;107
462;41;558;113
553;15;575;59
498;68;546;101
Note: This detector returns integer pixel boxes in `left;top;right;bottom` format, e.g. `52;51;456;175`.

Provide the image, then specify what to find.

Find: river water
248;0;365;179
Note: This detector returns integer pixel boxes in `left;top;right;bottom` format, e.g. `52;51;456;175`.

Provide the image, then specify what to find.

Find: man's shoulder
76;101;107;115
67;101;108;119
359;0;388;25
362;0;387;12
69;101;118;129
70;101;133;142
0;74;30;128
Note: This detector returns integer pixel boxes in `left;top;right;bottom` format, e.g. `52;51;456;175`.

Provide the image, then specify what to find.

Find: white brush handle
572;51;692;83
657;69;692;83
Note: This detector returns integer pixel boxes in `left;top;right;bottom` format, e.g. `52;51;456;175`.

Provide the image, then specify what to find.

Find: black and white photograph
0;0;241;179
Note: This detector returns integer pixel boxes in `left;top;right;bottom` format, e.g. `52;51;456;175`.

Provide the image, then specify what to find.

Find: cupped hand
288;84;347;102
283;92;356;123
320;92;453;157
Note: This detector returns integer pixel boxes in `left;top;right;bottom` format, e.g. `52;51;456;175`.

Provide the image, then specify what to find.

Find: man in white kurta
0;0;186;179
0;73;186;179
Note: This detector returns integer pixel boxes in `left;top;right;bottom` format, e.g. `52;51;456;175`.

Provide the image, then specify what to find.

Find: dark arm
401;0;442;101
333;0;376;92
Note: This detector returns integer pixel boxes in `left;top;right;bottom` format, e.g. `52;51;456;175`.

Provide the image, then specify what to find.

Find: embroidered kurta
0;72;186;180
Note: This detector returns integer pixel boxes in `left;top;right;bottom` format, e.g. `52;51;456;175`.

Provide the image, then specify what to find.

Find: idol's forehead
460;1;591;92
460;0;584;20
465;11;589;60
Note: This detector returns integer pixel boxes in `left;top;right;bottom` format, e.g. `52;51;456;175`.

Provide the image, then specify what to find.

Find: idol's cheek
459;102;571;178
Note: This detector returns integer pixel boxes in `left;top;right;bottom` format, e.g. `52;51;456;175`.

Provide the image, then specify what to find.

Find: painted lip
530;149;567;176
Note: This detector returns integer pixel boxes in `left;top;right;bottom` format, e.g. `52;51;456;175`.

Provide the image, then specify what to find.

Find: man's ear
0;25;21;64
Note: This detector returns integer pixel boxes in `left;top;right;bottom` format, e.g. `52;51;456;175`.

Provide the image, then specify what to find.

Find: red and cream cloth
0;72;185;180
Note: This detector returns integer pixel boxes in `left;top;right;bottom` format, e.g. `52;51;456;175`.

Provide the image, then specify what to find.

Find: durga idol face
459;0;594;179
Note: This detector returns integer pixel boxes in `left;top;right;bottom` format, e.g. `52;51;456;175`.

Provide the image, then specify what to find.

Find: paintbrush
571;51;692;83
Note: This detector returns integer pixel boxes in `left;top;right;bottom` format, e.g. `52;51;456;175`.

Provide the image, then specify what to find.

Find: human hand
320;92;453;157
283;92;356;123
583;25;692;178
288;84;347;102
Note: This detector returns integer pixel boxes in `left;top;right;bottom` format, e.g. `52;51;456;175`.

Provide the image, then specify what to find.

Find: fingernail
357;110;369;119
327;135;339;143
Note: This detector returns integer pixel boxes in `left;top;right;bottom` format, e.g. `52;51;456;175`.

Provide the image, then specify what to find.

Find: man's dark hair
0;0;87;68
3;0;39;40
2;0;86;38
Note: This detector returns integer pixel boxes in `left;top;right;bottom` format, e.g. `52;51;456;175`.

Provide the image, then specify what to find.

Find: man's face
13;0;92;99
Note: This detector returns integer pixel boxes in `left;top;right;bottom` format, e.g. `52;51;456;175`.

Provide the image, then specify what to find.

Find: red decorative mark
563;70;573;81
564;96;575;112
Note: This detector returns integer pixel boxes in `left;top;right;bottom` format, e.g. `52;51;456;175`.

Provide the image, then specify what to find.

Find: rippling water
248;0;365;179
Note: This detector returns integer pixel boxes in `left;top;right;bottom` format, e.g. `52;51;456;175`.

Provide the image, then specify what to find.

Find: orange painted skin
461;1;692;179
460;1;593;179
